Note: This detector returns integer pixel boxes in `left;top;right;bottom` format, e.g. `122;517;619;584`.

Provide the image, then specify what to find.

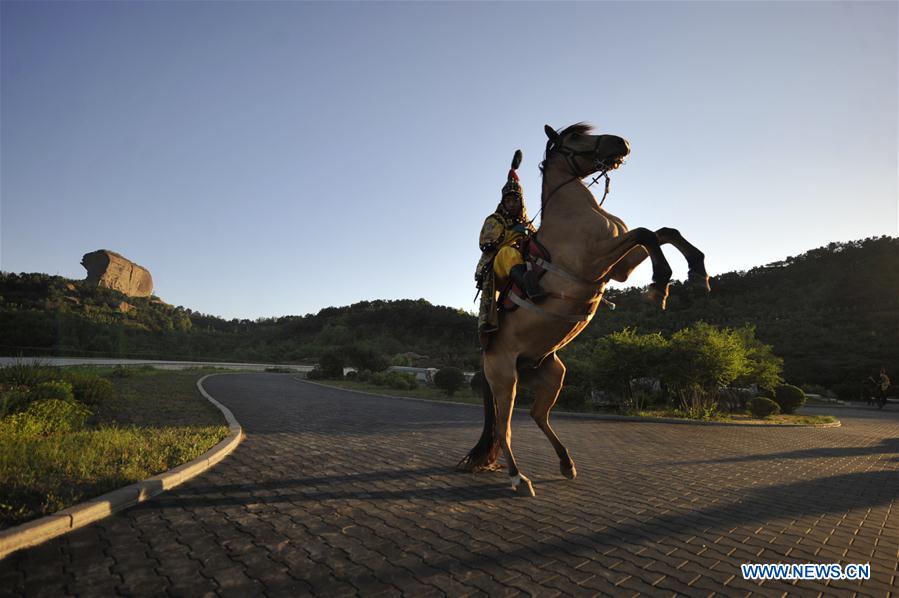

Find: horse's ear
544;125;558;141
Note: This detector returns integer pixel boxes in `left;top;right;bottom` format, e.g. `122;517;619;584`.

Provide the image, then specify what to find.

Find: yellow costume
475;149;540;341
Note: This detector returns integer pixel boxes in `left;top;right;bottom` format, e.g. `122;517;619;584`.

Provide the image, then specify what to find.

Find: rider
475;150;546;334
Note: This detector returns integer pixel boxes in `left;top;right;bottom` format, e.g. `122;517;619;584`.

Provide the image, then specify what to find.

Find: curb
0;374;243;560
299;378;841;428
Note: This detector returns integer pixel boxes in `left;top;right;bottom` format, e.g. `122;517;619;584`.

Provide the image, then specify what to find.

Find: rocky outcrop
81;250;153;298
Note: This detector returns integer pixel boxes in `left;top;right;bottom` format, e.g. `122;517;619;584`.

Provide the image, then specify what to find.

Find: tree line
0;236;895;399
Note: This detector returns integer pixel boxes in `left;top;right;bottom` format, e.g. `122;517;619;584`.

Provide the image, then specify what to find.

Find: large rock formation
81;250;153;298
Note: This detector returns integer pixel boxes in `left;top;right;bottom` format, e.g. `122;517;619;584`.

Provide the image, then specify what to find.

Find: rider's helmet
501;149;524;200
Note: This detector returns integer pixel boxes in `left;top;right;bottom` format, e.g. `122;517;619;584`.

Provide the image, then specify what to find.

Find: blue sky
2;1;896;320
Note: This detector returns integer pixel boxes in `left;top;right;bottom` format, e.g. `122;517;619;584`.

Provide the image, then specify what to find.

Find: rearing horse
458;123;710;496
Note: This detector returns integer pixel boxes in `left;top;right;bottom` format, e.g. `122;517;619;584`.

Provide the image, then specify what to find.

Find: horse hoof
644;285;669;310
561;463;577;480
688;271;711;293
511;474;536;497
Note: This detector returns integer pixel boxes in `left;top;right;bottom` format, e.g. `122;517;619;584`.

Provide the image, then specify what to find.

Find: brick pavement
2;373;898;597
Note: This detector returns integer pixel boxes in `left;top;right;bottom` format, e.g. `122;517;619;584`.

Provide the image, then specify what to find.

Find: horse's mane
538;122;594;175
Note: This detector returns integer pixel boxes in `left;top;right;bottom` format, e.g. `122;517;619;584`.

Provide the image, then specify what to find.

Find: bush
748;396;781;418
29;381;75;404
305;367;324;380
0;363;61;387
110;366;136;378
434;367;465;396
3;399;92;436
0;386;31;418
557;385;587;410
318;351;344;379
62;371;115;407
368;371;417;390
470;371;486;394
774;384;806;414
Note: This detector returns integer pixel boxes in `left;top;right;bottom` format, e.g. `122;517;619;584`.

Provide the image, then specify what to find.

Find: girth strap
509;293;593;323
533;257;597;287
531;257;617;310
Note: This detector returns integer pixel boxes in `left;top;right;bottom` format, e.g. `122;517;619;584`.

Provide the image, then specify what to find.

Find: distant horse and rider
459;123;710;496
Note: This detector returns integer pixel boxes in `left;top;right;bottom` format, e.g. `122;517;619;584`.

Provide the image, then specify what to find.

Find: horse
457;123;710;496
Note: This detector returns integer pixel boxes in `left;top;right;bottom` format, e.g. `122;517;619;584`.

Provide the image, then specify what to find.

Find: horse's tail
456;372;502;471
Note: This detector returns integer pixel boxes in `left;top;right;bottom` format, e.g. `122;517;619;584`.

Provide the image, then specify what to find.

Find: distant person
474;150;544;335
878;366;891;405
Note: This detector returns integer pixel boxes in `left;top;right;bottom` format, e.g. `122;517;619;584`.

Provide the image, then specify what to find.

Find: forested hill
0;236;896;386
591;236;898;388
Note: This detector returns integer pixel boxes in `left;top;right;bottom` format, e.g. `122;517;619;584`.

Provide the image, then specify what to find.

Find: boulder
81;250;153;298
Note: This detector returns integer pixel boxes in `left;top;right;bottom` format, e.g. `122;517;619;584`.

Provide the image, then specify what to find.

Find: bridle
532;133;624;227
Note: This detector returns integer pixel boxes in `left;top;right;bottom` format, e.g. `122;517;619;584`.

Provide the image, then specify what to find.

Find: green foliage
0;363;61;387
774;384;806;414
748;396;781;418
3;399;91;436
570;323;778;417
0;387;31;418
110;365;137;378
29;380;75;404
0;369;228;529
305;368;325;380
469;370;486;394
434;367;465;396
589;328;668;398
318;351;344;379
61;371;115;407
732;325;783;390
342;346;390;372
665;323;748;390
365;370;418;390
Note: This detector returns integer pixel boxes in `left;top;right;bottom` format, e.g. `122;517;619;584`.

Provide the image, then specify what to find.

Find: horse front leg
655;227;710;292
604;228;710;294
595;227;672;309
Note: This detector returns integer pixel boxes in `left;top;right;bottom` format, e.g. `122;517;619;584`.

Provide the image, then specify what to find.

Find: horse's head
543;123;630;177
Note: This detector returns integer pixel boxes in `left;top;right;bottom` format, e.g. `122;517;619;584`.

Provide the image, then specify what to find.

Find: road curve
2;373;898;596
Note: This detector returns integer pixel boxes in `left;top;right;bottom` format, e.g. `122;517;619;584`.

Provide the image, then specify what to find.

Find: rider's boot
509;264;547;302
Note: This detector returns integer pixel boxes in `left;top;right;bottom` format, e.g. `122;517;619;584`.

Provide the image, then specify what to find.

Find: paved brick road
2;374;898;597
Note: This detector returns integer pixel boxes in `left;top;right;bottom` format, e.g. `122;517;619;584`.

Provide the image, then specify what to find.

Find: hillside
0;236;896;390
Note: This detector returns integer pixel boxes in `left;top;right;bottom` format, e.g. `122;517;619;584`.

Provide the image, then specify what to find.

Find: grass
0;367;229;530
630;409;838;425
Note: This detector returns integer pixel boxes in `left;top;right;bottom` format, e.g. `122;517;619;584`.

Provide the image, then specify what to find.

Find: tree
318;351;344;379
434;367;465;396
589;328;668;399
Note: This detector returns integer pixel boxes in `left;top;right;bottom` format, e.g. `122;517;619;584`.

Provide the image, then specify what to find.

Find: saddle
499;235;551;311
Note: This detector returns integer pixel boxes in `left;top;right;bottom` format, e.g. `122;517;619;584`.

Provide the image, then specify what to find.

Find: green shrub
62;371;115;407
0;386;31;418
109;366;136;378
434;367;465;396
318;351;344;379
372;371;418;390
557;385;587;410
29;381;75;404
0;363;61;387
469;370;486;394
3;399;92;436
774;384;806;414
305;368;324;380
748;396;781;418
